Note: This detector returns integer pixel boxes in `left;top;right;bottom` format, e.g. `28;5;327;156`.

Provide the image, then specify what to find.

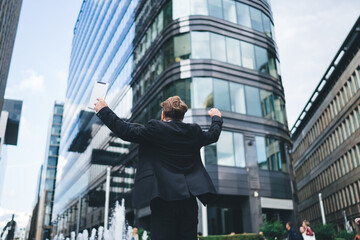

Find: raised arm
95;99;147;143
200;108;223;146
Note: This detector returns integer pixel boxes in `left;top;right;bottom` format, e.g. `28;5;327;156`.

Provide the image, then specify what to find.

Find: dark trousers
150;196;198;240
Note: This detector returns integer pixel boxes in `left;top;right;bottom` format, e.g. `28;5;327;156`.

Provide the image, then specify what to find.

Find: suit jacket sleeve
200;115;223;146
96;106;147;143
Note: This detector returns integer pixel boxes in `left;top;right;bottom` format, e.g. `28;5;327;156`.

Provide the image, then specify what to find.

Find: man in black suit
95;96;222;240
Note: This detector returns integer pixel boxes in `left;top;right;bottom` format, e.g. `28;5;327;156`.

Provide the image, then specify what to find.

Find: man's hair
160;96;188;120
286;222;292;227
303;220;310;226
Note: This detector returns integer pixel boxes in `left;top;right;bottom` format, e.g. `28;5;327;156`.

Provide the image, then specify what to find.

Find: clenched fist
208;108;222;117
94;98;108;112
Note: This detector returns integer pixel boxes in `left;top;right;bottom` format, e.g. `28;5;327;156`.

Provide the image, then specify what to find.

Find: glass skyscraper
53;0;293;236
28;102;63;240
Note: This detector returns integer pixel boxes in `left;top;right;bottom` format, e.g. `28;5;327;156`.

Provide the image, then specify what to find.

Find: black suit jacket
97;107;223;208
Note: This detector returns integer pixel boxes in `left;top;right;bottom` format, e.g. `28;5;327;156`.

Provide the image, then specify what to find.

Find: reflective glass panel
214;78;230;111
255;46;268;73
262;13;272;38
53;115;62;124
241;41;255;69
217;131;235;166
256;136;267;170
210;33;226;62
190;0;208;15
250;7;263;32
274;95;285;124
245;86;261;117
234;133;245;167
191;32;211;59
260;89;274;120
208;0;223;19
48;157;57;167
226;37;241;66
205;144;217;165
174;33;191;62
236;2;251;28
173;0;190;19
223;0;236;23
192;77;213;108
268;52;278;78
174;79;192;108
230;82;246;114
46;168;56;179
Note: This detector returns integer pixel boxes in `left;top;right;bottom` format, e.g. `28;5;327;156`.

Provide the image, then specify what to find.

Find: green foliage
198;233;264;240
312;224;336;240
259;220;286;240
335;230;355;240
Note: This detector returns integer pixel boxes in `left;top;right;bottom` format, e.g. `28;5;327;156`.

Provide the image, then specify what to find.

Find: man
286;222;299;240
95;96;223;240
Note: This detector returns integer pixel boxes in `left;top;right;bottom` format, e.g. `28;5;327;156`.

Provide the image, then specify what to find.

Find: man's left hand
94;98;108;112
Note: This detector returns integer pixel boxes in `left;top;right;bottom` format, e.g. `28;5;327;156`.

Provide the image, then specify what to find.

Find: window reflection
135;76;286;125
174;33;191;62
234;133;246;167
245;85;261;117
226;37;241;66
255;46;269;73
214;79;230;111
249;7;263;32
191;0;208;15
205;131;246;168
191;32;210;59
236;2;251;28
230;82;246;114
256;136;287;172
192;77;213;108
217;131;235;166
208;0;223;19
241;41;255;69
223;0;236;23
210;33;226;62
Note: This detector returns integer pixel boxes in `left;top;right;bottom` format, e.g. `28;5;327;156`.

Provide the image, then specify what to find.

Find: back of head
161;96;188;121
303;220;310;227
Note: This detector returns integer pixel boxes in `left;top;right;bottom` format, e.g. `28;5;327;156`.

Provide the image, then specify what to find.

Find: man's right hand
355;218;360;225
208;108;222;117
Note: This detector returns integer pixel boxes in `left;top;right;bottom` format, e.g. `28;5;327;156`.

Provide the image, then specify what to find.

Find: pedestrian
131;227;139;240
95;96;223;240
300;221;316;240
286;222;299;240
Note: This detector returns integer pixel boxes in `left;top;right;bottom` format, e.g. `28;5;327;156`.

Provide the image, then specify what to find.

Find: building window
192;77;213;108
205;131;245;168
229;82;246;114
174;33;191;62
226;37;241;66
222;0;236;23
191;32;211;59
191;0;208;15
213;79;230;111
236;2;251;28
210;33;227;62
208;0;223;19
245;86;261;117
255;136;287;172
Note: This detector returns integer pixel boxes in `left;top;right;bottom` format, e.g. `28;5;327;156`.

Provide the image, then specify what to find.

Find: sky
0;0;359;230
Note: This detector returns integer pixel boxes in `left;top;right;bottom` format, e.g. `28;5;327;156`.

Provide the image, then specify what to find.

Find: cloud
0;208;30;229
18;69;45;92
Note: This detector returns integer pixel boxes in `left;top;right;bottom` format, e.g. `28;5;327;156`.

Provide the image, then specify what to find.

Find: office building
291;17;360;228
0;0;23;206
53;0;293;236
0;99;22;205
28;102;63;240
0;0;23;112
